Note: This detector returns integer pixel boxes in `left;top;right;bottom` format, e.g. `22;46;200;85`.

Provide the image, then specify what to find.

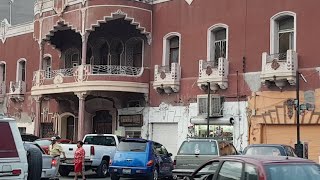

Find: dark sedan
184;155;320;180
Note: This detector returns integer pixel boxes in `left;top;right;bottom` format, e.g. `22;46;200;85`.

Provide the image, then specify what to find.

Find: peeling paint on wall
244;72;262;92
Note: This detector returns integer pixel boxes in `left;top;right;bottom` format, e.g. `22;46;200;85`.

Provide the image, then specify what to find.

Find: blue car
109;138;174;180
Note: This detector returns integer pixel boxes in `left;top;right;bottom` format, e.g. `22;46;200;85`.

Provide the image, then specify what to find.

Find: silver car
23;142;58;180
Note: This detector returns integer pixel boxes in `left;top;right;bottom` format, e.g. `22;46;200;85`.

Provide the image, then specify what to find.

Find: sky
0;0;35;25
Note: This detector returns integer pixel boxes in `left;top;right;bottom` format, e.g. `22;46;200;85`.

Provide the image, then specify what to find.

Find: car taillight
12;169;21;176
52;159;57;166
147;160;154;167
109;159;112;165
173;160;176;169
90;146;95;156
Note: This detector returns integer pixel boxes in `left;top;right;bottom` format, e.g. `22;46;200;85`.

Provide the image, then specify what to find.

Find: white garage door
152;123;178;157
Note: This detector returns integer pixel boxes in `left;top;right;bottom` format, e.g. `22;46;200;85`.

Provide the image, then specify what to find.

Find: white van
0;117;28;179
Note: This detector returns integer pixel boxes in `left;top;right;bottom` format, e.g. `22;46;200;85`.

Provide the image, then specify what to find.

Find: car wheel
148;167;159;180
58;166;71;177
96;160;108;178
27;146;42;180
110;173;120;180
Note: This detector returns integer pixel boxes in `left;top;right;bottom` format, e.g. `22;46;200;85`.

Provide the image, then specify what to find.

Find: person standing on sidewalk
49;136;66;178
74;141;86;180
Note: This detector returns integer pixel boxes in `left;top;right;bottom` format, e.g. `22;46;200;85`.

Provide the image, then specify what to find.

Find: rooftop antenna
9;0;14;25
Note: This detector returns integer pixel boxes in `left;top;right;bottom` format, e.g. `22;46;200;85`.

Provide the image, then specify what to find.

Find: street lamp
295;71;307;158
207;82;210;137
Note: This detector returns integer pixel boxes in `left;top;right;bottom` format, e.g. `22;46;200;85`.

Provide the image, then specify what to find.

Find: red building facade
0;0;320;160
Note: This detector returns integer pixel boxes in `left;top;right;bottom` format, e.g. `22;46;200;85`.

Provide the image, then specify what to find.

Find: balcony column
75;92;87;140
38;40;45;70
81;32;89;65
33;95;42;137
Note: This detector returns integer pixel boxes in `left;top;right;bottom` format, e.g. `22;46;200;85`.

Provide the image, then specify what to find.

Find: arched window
17;58;26;82
0;61;6;82
110;39;124;66
43;54;52;78
86;45;94;65
208;24;228;66
125;37;143;67
64;48;80;68
100;42;110;65
270;11;296;58
163;32;181;66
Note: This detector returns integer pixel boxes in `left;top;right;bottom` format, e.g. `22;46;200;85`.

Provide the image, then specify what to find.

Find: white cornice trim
31;81;149;95
0;21;34;43
6;22;34;37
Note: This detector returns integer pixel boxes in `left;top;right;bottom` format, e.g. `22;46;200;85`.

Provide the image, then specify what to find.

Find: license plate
122;169;131;174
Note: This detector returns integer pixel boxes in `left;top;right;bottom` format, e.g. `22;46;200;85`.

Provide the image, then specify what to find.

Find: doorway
93;110;112;134
66;116;75;141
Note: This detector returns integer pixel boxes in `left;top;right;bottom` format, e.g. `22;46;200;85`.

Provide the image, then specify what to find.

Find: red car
183;155;320;180
34;138;72;154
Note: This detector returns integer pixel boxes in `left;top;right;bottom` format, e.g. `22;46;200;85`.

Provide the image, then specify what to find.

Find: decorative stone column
81;32;89;65
75;92;87;140
38;40;45;70
33;96;42;137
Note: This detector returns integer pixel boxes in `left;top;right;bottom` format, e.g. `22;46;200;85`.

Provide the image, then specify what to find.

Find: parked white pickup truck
59;134;122;178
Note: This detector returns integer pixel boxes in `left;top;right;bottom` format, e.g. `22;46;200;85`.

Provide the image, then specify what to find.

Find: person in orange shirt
74;141;86;180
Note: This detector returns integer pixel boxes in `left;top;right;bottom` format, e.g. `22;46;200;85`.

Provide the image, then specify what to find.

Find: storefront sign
119;115;143;127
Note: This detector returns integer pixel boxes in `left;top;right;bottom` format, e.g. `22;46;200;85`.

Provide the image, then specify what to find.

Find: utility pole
295;71;303;158
207;82;210;137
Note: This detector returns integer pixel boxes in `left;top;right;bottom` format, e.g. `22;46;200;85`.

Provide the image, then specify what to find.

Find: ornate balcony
197;58;229;91
261;50;298;89
31;65;149;96
9;81;26;101
153;63;181;94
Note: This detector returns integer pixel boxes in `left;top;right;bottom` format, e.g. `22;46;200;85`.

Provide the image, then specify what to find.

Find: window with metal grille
211;96;224;116
169;36;180;64
214;29;226;65
197;95;224;117
278;16;294;57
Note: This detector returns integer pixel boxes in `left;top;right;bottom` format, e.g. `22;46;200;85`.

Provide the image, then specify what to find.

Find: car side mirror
168;153;172;157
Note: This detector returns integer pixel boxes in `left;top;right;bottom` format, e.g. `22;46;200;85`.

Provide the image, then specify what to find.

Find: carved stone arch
44;20;81;42
87;9;152;45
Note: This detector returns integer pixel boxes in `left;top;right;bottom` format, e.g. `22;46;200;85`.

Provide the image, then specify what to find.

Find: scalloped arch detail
87;9;152;45
43;19;81;41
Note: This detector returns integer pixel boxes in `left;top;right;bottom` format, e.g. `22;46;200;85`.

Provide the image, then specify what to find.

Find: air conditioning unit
197;95;224;117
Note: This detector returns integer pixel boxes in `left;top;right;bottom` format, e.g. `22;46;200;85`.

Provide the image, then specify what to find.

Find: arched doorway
59;113;77;141
66;116;75;141
93;110;112;134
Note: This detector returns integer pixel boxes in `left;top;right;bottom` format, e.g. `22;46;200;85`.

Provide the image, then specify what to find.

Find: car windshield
118;141;147;152
84;136;116;146
266;163;320;180
245;146;281;156
34;139;51;146
178;141;218;155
